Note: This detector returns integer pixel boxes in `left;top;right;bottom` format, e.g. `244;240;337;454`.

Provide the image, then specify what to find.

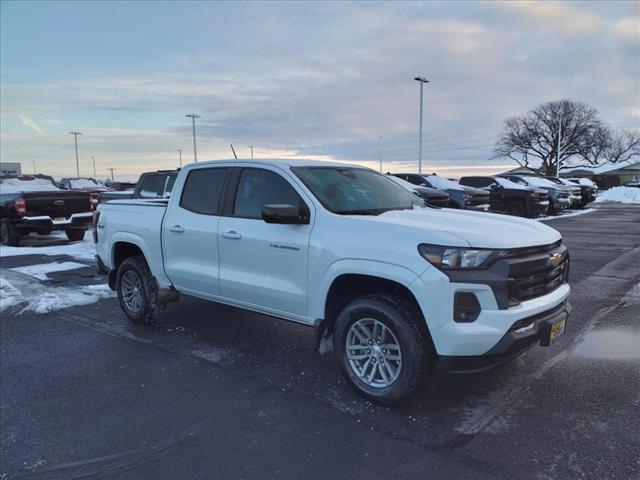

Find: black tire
504;200;526;217
0;219;20;246
65;229;86;241
333;294;436;406
116;256;162;325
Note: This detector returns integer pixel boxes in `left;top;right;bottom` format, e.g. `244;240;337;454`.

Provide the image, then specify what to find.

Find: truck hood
350;207;561;249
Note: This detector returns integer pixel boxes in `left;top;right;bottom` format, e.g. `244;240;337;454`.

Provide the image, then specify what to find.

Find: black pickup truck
99;170;178;203
0;176;93;246
459;176;549;218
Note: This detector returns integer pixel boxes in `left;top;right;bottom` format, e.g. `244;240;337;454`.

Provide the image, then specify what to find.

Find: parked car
393;173;490;211
95;159;571;405
99;170;178;202
566;178;599;205
0;175;93;246
385;174;450;207
543;177;584;208
60;177;113;207
458;176;549;217
499;175;571;214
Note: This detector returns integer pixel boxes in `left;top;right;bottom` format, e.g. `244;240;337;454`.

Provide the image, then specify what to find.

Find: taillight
14;197;26;215
92;211;100;243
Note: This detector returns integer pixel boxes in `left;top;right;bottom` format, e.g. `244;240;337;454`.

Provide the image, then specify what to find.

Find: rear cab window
179;168;228;215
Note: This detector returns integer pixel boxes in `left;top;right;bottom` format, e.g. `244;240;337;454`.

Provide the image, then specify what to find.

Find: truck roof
192;159;367;169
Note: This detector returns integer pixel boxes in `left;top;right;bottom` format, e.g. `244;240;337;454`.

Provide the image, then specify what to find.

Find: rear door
218;167;312;317
162;167;230;296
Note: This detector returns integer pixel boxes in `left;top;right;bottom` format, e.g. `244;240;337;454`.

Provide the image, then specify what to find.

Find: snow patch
9;261;88;280
0;270;115;314
537;208;596;221
0;234;96;260
595;186;640;204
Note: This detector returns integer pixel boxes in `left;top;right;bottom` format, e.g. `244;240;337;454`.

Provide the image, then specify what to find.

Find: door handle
222;230;242;239
169;225;185;233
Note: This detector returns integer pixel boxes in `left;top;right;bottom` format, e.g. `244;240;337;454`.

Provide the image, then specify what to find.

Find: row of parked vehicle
0;165;597;247
387;172;597;218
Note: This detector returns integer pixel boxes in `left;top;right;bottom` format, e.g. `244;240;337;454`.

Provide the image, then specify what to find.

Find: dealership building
0;162;22;176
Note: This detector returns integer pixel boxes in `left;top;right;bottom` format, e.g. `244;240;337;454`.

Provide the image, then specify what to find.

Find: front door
218;167;312;316
162;167;230;296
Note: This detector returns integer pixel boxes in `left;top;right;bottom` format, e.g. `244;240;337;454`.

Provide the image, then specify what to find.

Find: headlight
418;244;502;269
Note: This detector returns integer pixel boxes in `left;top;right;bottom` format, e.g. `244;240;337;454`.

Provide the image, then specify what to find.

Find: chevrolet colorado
95;160;571;405
393;173;490;211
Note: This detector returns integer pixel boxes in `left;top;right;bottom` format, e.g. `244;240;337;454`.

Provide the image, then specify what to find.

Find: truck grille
507;242;569;303
468;193;490;206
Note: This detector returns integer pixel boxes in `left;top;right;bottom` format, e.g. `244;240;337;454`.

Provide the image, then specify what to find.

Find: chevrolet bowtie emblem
548;253;562;267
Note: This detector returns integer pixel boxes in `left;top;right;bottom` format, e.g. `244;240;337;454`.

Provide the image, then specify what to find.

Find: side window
405;175;422;186
233;169;302;219
473;178;492;188
138;175;165;198
180;168;228;215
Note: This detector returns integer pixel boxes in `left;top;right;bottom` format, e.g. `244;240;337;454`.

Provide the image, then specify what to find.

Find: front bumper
15;212;93;230
440;299;572;373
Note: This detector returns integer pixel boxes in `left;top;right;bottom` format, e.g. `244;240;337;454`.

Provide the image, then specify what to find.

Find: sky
1;1;638;181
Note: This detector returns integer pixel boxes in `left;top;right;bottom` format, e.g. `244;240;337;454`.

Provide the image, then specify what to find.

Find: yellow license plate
549;319;566;343
54;217;66;221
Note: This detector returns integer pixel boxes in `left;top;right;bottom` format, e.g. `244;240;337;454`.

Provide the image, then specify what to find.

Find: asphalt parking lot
1;203;639;480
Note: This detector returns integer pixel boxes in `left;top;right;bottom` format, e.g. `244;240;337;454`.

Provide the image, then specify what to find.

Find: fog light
454;292;481;323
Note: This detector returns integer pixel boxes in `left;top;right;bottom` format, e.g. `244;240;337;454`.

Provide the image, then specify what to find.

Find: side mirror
262;204;309;225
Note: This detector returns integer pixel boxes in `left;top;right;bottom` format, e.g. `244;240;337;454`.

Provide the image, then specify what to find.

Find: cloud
18;114;44;134
497;2;605;35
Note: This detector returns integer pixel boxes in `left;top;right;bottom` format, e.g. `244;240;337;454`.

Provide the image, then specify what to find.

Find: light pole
556;114;562;178
379;136;383;173
185;114;201;162
33;160;37;174
69;131;82;177
414;76;429;174
92;156;96;178
248;146;254;159
176;149;182;168
107;168;116;181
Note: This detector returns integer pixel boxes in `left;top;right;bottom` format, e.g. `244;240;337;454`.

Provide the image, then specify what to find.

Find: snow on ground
0;232;96;260
538;208;596;221
9;261;88;280
595;186;640;204
0;270;115;314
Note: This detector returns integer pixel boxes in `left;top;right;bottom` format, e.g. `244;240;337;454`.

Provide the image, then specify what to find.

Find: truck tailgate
23;191;91;218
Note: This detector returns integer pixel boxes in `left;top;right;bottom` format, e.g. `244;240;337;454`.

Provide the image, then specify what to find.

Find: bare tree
494;100;637;175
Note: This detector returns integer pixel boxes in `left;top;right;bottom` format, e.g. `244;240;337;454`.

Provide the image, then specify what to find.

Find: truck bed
96;199;170;287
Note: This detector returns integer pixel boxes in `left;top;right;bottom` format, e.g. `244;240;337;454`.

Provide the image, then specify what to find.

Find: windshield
292;166;424;215
520;176;558;188
425;175;464;190
494;177;530;190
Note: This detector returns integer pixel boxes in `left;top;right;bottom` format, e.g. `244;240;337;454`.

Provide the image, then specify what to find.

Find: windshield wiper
337;209;386;216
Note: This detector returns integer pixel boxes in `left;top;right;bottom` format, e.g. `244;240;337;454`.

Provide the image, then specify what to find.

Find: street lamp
69;131;82;177
248;146;254;159
176;149;182;168
107;168;116;181
92;156;96;178
414;76;429;174
185;114;201;162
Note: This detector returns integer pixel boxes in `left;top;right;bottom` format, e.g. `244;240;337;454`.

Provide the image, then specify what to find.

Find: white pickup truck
95;159;571;405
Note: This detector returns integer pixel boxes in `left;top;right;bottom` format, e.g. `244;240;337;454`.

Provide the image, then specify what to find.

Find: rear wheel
0;219;20;246
504;200;526;217
65;229;86;242
116;256;162;325
334;294;436;406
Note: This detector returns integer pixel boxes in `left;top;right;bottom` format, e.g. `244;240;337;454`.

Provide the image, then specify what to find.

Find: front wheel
0;219;20;246
65;229;86;242
333;295;436;406
116;256;162;325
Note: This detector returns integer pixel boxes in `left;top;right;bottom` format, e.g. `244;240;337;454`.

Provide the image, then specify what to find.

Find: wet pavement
1;203;639;479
